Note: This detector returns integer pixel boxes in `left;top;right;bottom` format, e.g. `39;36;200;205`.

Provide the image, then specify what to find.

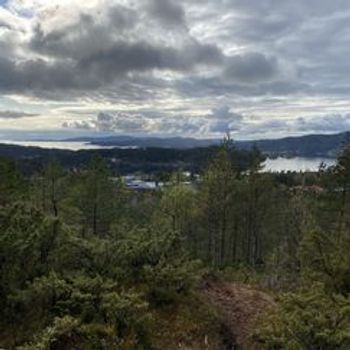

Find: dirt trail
202;276;276;349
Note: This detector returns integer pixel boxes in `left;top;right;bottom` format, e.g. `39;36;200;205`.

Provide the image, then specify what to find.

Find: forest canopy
1;141;350;349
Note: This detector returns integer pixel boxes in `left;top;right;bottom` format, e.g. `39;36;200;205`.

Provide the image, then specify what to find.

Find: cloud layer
0;0;350;138
0;110;37;119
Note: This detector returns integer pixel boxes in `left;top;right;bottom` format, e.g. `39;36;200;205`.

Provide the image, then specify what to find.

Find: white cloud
63;106;246;137
1;0;350;138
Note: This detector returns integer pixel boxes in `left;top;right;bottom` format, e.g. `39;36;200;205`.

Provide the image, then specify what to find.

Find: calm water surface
263;157;336;172
0;140;125;151
0;140;338;172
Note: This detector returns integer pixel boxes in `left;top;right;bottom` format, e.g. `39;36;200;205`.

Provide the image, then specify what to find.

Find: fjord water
263;157;336;172
0;140;117;150
0;140;338;172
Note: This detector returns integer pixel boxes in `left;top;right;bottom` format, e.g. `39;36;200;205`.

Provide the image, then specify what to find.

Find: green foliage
0;184;197;348
255;223;350;348
0;203;59;297
253;145;350;348
72;155;118;236
4;142;350;349
159;184;196;230
0;157;26;204
197;140;280;269
254;284;350;350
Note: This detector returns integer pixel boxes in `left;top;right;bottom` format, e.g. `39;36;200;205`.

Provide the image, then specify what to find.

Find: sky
0;0;350;140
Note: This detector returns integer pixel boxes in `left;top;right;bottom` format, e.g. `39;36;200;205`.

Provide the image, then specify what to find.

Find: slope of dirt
201;275;276;350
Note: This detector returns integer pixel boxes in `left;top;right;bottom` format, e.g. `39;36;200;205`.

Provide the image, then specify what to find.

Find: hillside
0;143;257;175
237;132;350;157
66;135;220;149
1;140;350;349
65;131;350;157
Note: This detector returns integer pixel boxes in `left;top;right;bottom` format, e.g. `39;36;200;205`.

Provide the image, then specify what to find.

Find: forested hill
67;135;220;149
1;130;349;175
237;131;350;157
2;140;350;349
67;131;350;157
0;143;257;175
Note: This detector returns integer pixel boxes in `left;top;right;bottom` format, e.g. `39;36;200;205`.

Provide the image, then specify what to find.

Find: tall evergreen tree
77;155;116;236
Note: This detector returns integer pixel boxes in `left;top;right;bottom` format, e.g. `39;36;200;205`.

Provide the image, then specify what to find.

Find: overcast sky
0;0;350;140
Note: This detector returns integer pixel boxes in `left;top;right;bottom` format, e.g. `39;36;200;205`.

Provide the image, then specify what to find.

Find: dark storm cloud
2;0;350;137
30;7;137;60
0;1;222;94
223;53;279;83
176;75;309;99
0;110;38;119
2;0;348;99
0;19;11;30
295;114;350;133
0;40;222;93
78;40;223;75
0;56;96;91
147;0;186;26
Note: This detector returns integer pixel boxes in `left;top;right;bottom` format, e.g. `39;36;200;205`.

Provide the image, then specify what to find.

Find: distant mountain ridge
237;132;350;157
65;135;220;149
67;131;350;157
